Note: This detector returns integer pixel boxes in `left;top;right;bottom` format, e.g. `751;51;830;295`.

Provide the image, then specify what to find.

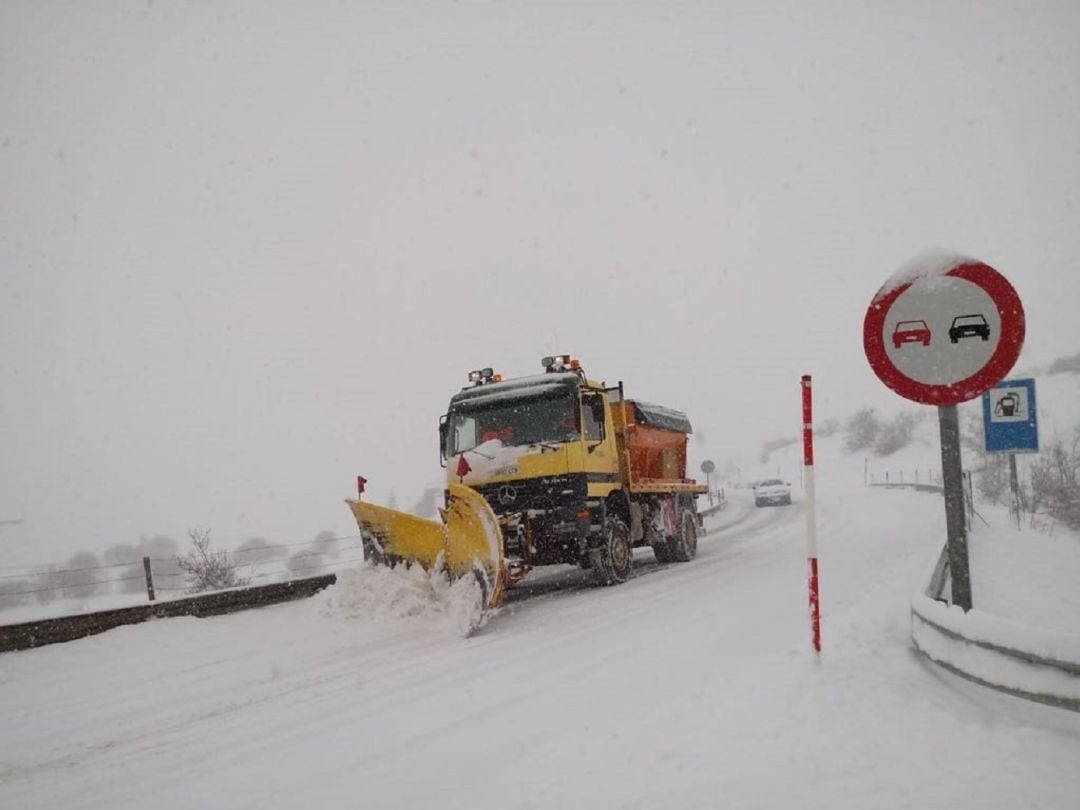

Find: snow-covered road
2;483;1079;809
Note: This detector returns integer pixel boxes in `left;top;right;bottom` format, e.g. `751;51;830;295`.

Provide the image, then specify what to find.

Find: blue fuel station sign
982;378;1039;454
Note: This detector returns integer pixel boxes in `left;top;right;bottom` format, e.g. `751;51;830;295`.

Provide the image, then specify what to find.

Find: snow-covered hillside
2;424;1078;809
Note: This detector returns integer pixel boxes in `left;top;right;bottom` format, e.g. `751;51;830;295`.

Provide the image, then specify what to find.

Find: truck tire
668;510;698;562
590;516;632;585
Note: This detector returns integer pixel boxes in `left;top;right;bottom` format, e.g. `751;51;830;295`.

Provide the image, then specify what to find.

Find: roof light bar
467;367;500;385
542;354;581;373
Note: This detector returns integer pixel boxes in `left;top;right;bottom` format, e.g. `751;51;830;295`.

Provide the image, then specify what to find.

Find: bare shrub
286;549;324;578
311;530;339;559
56;551;108;599
960;408;987;454
105;535;182;593
0;578;35;610
1047;352;1080;376
844;407;880;453
176;529;249;593
975;454;1010;506
817;418;840;438
32;568;63;604
874;411;923;456
1029;432;1080;532
102;543;137;565
235;537;286;564
234;537;287;581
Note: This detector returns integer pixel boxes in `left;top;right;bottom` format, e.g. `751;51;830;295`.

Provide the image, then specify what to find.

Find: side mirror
438;415;449;467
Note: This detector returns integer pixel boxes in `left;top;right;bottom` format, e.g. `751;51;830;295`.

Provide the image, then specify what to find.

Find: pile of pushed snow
316;560;489;637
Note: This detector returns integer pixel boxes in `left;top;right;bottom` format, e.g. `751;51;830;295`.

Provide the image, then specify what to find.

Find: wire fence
1;574;148;598
0;532;368;607
0;559;144;581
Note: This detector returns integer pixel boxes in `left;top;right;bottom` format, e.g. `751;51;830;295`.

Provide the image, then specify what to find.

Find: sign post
700;460;715;507
863;254;1025;612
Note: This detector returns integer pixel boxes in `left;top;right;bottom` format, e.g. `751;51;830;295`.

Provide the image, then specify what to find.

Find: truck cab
439;356;705;587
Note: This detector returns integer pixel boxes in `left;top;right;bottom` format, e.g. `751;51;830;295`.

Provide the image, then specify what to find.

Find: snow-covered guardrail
911;593;1080;712
869;482;944;494
0;574;337;653
699;500;727;518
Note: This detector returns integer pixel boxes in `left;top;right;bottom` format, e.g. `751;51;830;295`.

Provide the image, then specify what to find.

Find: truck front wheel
590;516;632;585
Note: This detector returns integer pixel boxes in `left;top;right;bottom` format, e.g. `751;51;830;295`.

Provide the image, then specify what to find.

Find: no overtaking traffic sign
863;258;1025;405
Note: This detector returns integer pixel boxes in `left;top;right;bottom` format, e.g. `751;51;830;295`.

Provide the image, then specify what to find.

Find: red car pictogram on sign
892;319;932;348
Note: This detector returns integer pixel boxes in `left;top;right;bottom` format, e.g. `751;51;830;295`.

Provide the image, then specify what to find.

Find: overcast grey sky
2;1;1078;566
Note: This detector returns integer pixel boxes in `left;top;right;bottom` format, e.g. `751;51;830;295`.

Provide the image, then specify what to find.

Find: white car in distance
753;478;792;507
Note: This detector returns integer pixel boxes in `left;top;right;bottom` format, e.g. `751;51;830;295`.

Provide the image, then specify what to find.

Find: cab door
580;390;621;498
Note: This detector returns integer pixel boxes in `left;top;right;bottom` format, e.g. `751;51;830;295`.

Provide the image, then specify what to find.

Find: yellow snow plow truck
346;355;707;622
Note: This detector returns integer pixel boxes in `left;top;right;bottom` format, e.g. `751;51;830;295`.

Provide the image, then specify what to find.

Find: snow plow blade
443;483;506;609
346;483;506;612
346;499;445;569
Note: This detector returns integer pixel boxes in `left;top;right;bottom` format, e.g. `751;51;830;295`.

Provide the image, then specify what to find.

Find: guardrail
700;499;728;518
911;591;1080;712
869;482;944;494
910;593;1080;711
0;574;337;654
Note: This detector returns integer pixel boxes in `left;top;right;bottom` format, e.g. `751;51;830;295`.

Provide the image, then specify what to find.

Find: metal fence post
143;556;156;602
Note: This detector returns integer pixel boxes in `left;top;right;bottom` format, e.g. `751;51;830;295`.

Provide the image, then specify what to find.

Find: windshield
447;392;580;455
953;315;986;326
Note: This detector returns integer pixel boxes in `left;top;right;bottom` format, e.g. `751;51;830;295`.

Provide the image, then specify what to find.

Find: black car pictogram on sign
948;314;990;343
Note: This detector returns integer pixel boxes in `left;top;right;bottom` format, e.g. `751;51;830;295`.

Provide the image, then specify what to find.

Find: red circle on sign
863;262;1025;405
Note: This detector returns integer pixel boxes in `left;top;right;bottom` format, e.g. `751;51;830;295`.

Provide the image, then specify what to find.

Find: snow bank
315;560;488;637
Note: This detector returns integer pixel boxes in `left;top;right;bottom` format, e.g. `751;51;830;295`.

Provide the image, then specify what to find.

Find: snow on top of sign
875;247;980;299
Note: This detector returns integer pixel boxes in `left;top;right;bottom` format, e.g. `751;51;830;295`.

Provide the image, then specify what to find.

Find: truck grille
469;474;587;516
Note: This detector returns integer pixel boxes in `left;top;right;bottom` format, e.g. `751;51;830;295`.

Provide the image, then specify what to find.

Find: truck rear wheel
652;540;672;563
591;516;632;585
668;510;698;562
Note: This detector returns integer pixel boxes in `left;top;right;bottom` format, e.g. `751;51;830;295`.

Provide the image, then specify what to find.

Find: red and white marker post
802;374;822;654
